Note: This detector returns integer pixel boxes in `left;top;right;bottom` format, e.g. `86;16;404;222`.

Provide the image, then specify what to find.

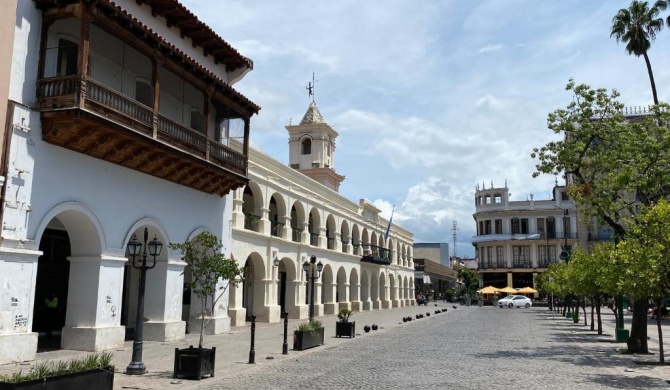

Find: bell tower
287;101;345;192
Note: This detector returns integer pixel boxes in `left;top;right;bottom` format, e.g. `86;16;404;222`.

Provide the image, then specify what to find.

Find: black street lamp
125;227;163;375
302;255;323;323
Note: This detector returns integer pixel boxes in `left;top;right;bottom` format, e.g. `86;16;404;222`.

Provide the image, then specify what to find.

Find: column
258;207;270;236
61;256;126;352
143;257;186;341
227;276;246;327
323;281;337;314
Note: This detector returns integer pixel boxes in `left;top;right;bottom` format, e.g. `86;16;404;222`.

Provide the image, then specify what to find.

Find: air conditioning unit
290;163;299;169
312;162;320;168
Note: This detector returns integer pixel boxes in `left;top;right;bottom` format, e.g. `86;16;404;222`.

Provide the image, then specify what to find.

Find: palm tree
610;0;667;104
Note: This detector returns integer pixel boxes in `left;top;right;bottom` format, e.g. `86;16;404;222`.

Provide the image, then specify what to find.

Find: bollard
282;312;289;355
248;314;256;364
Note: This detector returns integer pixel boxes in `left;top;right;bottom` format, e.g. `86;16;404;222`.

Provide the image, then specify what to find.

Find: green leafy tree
616;200;670;362
457;267;479;294
169;231;243;349
532;80;670;353
611;0;667;104
568;248;610;333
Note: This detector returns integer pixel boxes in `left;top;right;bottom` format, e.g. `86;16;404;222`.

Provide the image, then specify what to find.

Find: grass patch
0;352;113;384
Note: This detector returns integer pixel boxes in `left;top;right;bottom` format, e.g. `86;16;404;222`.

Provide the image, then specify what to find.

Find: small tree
169;231;243;349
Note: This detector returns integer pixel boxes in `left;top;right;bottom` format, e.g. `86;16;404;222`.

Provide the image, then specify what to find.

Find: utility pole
451;220;459;258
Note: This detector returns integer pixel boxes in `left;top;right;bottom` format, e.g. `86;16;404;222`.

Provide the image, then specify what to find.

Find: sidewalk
0;301;450;389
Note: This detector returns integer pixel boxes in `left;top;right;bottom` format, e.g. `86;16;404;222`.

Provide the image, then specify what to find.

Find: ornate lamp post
302;255;323;323
125;227;163;375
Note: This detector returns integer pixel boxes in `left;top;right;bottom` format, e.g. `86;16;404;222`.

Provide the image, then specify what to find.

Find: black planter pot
435;310;440;314
402;317;408;322
0;368;114;390
363;325;371;332
293;328;325;350
371;324;378;331
335;321;356;338
415;314;420;319
426;313;431;316
173;346;216;380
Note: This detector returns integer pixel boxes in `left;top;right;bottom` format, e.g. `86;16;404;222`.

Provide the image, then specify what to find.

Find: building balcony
37;75;248;195
361;244;392;265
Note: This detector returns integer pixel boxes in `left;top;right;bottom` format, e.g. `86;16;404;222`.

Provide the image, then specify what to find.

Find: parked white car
498;295;532;308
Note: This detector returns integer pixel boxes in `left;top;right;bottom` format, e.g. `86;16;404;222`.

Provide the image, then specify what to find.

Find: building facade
1;0;258;364
471;182;578;289
228;102;415;325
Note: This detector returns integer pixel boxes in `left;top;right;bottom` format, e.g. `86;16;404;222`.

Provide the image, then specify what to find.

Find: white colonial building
0;0;258;364
227;102;416;325
472;182;579;290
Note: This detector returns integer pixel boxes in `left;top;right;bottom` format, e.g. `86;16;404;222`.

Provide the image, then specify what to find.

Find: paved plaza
2;304;670;389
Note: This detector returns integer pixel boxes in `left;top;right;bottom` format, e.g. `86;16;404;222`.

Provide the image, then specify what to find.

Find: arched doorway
33;205;112;352
33;223;71;351
242;253;266;321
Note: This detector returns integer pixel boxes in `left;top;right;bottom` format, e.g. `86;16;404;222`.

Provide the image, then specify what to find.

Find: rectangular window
495;219;502;234
520;218;529;234
538;245;556;267
484;220;491;235
57;39;78;76
487;247;493;265
536;218;545;237
479;221;484;235
563;217;571;238
547;217;556;238
512;246;530;267
496;246;505;267
511;218;520;234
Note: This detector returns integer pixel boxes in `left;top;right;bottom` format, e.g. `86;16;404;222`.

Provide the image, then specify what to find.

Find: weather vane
306;72;318;103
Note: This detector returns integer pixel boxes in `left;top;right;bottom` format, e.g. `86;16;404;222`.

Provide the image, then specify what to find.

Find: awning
424;275;432;284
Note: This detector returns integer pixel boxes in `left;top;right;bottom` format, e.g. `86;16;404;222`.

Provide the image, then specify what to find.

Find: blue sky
183;0;670;257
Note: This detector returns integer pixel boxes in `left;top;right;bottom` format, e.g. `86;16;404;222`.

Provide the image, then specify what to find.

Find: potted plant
293;320;324;350
169;231;243;380
335;308;355;338
0;352;114;390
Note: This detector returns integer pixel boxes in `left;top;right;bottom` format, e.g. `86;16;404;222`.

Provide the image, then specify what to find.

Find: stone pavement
2;303;670;389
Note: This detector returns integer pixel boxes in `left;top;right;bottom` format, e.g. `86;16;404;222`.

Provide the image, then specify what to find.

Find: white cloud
478;44;503;53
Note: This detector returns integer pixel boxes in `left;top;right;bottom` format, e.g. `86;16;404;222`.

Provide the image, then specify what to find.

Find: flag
384;205;395;241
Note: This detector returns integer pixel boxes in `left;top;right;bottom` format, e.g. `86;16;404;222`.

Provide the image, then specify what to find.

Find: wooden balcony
37;76;248;196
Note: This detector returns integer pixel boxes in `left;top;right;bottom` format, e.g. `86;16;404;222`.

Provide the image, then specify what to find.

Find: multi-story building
472;182;578;289
1;0;258;364
413;243;456;298
226;102;415;325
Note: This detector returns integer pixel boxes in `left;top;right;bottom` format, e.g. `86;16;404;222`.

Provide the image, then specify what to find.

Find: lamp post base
125;361;147;375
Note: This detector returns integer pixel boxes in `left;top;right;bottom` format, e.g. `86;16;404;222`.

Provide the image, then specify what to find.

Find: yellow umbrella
517;287;537;294
477;286;500;294
498;286;517;294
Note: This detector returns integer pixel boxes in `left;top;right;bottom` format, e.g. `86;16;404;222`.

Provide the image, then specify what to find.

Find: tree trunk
573;296;580;323
582;299;587;326
643;52;659;105
596;296;603;335
657;297;664;364
610;303;619;330
626;298;649;354
590;296;595;331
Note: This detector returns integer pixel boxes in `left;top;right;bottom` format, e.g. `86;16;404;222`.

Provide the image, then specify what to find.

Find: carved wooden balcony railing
37;75;248;195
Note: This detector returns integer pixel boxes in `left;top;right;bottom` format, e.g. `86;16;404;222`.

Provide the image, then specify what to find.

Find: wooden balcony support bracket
122;147;152;169
137;151;165;172
101;140;134;161
151;158;180;177
89;133;114;155
191;170;213;189
172;166;199;184
163;162;190;181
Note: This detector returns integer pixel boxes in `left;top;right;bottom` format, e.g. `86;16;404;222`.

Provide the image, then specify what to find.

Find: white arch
35;201;106;256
